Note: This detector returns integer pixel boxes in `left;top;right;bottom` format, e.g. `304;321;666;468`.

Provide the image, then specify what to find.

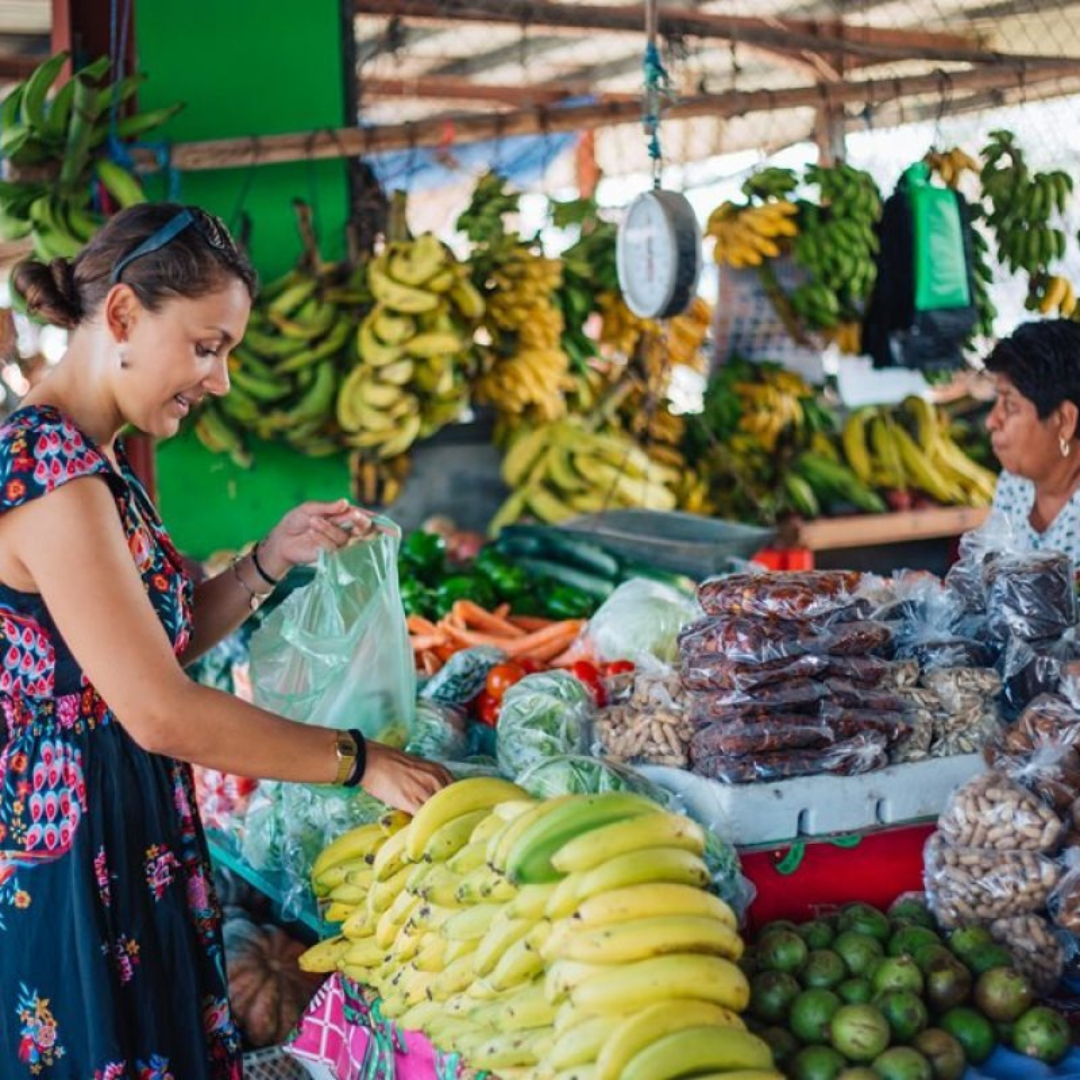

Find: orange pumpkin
224;912;323;1047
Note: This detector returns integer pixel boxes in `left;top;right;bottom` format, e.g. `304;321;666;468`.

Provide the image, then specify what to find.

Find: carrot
409;634;445;651
407;615;439;636
439;625;508;650
421;650;442;676
549;639;595;667
509;616;555;632
493;602;511;619
499;620;584;658
529;636;580;663
452;599;524;638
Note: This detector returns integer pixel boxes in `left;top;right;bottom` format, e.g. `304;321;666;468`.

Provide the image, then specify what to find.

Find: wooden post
576;130;601;198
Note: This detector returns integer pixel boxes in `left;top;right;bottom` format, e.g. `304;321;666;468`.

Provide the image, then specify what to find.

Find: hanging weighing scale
615;0;701;320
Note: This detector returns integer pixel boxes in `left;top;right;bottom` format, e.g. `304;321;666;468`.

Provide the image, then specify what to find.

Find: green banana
20;52;69;135
96;158;146;209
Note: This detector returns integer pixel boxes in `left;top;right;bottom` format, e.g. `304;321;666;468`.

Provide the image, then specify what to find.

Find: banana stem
756;262;810;346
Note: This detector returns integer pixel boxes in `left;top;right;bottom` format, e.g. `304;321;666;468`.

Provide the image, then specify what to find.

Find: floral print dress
0;406;242;1079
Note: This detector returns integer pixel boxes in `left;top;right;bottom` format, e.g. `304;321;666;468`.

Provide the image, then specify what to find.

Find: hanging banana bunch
458;173;573;429
0;52;182;259
923;147;980;190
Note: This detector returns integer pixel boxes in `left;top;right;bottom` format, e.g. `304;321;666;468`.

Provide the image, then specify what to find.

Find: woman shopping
986;319;1080;561
0;204;450;1078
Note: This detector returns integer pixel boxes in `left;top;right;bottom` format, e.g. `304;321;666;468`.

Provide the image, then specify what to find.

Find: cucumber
512;557;616;600
498;525;621;580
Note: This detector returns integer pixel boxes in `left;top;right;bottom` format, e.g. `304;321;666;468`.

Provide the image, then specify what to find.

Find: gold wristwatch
334;728;366;787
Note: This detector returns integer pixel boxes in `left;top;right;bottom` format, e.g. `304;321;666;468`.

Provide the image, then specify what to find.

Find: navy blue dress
0;406;243;1079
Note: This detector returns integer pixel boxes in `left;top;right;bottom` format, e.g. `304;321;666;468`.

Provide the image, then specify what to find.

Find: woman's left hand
258;499;378;578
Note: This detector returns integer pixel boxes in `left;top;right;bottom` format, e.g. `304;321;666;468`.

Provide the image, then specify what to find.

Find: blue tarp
365;128;577;193
971;1047;1080;1079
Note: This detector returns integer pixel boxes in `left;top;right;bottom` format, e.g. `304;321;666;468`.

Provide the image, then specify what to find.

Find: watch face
617;190;702;319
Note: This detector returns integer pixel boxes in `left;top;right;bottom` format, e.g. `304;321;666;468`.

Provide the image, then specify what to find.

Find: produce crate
640;753;983;847
242;1046;310;1080
740;822;935;929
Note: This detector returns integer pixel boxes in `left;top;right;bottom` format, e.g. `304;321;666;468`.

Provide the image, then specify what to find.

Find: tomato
518;657;547;675
602;660;636;676
485;661;527;702
474;690;502;727
571;660;607;707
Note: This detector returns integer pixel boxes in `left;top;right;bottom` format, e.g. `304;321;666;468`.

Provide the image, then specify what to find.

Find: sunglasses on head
109;207;234;285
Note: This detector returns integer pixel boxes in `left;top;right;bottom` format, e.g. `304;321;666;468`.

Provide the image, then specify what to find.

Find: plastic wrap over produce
249;524;416;746
584;578;698;667
494;670;594;776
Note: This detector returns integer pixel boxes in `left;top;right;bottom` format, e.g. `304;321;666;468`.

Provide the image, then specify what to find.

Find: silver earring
118;345;130;370
1061;436;1071;458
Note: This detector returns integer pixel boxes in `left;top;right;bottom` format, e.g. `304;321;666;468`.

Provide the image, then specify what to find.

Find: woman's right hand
361;742;453;813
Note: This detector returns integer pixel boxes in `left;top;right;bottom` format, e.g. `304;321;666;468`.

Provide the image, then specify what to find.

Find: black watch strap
342;728;367;788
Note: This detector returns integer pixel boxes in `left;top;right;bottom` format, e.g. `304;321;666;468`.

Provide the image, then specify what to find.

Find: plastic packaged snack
1001;633;1080;718
990;742;1080;814
924;834;1063;926
921;666;1002;706
1006;692;1080;753
899;636;995;673
691;732;889;784
820;706;913;743
680;653;830;693
694;678;832;713
988;915;1066;996
937;772;1065;852
827;655;915;688
679;616;893;665
690;719;838;757
823;680;910;713
889;708;933;764
985;549;1078;643
596;668;692;768
697;569;865;621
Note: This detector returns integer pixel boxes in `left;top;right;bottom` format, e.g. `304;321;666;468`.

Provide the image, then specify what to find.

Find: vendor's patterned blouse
992;469;1080;564
0;405;242;1079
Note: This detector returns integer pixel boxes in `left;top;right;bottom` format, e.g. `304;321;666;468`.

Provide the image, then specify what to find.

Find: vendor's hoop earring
1061;436;1072;458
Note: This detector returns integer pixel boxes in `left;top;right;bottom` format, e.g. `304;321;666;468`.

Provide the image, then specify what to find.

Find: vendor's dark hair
985;319;1080;420
12;203;257;330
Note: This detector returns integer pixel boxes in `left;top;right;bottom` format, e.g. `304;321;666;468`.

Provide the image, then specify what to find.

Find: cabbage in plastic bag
495;671;594;776
405;700;468;762
587;578;698;667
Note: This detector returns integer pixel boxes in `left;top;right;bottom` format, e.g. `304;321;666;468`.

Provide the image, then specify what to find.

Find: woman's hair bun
12;256;83;329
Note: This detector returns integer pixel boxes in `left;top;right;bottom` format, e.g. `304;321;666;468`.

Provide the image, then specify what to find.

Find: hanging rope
105;0;179;201
642;0;670;187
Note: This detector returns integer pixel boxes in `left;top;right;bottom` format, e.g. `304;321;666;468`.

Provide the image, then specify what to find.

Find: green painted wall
136;0;352;558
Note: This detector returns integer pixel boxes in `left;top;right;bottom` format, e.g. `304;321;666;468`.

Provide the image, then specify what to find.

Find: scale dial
616;189;702;319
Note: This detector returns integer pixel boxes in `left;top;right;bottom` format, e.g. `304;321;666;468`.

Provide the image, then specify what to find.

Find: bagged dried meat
692;731;888;784
985;549;1077;643
697;570;865;622
690;719;837;757
680;653;830;693
678;615;892;665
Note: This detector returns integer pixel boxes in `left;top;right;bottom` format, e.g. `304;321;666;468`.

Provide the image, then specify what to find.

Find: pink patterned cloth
286;976;452;1080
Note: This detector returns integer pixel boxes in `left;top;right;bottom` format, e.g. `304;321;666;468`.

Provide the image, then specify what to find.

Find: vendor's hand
361;742;453;813
259;499;378;577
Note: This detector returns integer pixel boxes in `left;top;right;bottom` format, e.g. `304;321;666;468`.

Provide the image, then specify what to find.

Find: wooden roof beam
147;60;1080;171
0;53;44;80
359;75;635;105
352;0;1006;67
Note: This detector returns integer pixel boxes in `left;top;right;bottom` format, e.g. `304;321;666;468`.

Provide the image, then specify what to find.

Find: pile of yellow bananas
842;397;996;508
705;201;799;269
733;367;811;454
300;779;773;1080
338;233;482;462
476;246;573;423
490;418;681;532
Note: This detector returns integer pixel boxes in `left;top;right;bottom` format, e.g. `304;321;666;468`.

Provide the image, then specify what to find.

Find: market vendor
986;319;1080;560
0;204;450;1078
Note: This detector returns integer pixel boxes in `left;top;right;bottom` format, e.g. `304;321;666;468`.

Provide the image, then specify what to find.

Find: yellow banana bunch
705;200;798;268
299;782;761;1080
201;257;368;464
733;373;808;453
476;244;572;426
337;233;481;471
839;397;997;508
825;321;863;356
490;417;682;532
924;146;981;189
597;290;655;356
1034;273;1078;317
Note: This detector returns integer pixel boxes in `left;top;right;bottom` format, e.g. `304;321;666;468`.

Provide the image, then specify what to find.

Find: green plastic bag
249;518;415;746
